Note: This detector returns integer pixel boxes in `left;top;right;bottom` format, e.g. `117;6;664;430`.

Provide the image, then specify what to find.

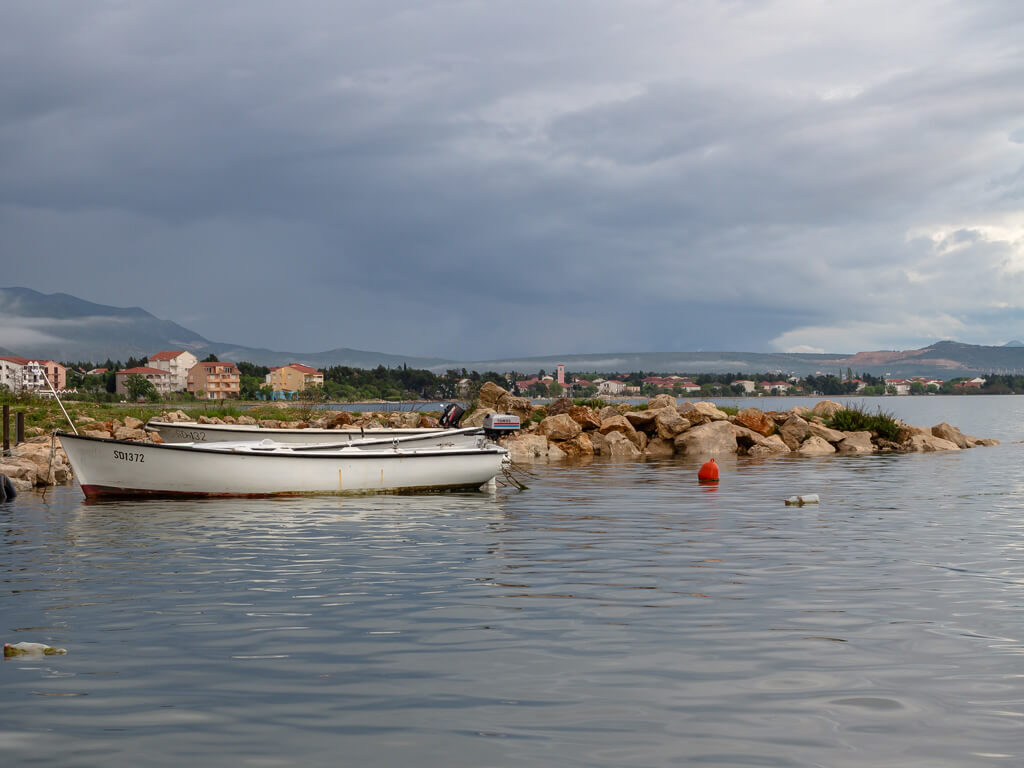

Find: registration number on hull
113;449;145;463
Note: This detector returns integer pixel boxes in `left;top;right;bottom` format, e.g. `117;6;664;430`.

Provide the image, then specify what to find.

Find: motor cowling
482;413;521;439
439;403;465;428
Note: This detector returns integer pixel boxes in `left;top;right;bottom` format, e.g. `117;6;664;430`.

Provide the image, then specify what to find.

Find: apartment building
266;363;324;394
115;366;173;396
0;357;67;392
188;361;241;399
148;350;199;392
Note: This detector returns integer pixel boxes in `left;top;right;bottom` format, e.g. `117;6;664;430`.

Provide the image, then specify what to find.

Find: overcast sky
2;0;1024;358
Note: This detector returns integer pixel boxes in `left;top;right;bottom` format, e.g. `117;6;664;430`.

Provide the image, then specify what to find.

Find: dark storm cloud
2;1;1024;358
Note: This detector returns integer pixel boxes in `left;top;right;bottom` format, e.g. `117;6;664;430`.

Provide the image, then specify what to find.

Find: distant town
0;350;1015;403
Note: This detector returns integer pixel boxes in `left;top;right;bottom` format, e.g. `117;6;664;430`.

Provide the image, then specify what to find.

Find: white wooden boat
145;420;482;447
58;431;508;499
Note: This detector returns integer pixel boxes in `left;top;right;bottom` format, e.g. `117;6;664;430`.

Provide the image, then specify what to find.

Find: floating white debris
785;494;820;506
3;642;67;657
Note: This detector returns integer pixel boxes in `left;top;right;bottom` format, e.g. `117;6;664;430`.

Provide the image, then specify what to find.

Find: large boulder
462;407;495;428
567;405;602;431
647;394;677;410
604;431;643;459
811;400;844;419
654;408;690;439
589;431;610;455
114;427;148;441
599;414;642;447
673;420;738;457
645;437;676;458
907;434;960;452
545;398;574;417
734;408;775;437
123;416;145;431
598;406;620;421
478;381;508;410
329;412;353;428
559;433;595;459
731;424;762;453
625;409;659;432
539;414;582;441
678;401;729;422
836;431;874;455
502;433;550;462
796;436;836;456
746;435;791;457
495;393;534;422
807;422;846;444
778;415;810;451
931;422;969;449
547;442;568;461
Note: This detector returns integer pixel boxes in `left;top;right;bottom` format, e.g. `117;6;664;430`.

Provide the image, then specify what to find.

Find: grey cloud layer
2;1;1023;357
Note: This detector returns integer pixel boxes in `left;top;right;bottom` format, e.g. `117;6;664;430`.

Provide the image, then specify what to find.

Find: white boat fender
785;494;820;506
0;473;15;502
4;642;67;657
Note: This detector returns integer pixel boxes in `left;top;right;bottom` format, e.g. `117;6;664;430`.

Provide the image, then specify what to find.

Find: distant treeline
39;361;1024;403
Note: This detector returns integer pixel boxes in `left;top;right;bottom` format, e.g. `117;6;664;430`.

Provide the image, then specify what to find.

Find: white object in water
785;494;820;506
4;642;67;657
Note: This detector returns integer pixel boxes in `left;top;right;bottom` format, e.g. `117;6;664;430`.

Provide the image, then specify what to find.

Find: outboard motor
483;413;521;439
438;403;465;428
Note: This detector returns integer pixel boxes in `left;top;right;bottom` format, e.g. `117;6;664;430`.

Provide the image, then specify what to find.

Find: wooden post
2;404;8;454
15;411;25;446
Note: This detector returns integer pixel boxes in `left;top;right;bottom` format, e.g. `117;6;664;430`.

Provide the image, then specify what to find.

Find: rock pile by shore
461;383;999;463
1;435;74;492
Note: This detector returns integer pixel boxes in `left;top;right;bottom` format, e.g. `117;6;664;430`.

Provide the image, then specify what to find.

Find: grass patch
191;405;245;420
826;403;901;441
717;405;739;416
573;398;608;410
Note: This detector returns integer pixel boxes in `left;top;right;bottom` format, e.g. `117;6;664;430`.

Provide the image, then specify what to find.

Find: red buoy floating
698;458;719;484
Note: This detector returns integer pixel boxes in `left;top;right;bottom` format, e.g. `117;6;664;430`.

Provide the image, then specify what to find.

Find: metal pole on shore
15;412;24;445
2;404;8;454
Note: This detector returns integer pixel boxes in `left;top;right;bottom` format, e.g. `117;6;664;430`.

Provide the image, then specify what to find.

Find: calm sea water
3;396;1024;767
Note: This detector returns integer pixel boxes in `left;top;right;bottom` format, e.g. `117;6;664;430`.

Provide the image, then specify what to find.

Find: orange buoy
698;458;719;484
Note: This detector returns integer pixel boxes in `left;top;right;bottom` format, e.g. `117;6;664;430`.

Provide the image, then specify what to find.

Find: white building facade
148;350;199;392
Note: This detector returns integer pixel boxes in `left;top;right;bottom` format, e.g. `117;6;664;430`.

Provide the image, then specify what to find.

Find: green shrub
717;405;739;416
826;404;901;441
573;398;608;410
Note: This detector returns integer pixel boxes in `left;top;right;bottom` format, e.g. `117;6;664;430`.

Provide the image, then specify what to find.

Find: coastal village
0;351;994;401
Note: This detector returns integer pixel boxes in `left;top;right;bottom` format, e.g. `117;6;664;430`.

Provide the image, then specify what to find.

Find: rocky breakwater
1;435;74;492
458;384;1000;463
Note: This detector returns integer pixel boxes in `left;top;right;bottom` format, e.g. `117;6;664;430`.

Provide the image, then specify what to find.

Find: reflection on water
3;401;1024;766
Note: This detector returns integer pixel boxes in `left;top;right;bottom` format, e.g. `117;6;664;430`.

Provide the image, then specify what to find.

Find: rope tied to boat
498;459;533;491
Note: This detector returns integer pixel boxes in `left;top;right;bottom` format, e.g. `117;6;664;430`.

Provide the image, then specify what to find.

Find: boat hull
59;432;507;499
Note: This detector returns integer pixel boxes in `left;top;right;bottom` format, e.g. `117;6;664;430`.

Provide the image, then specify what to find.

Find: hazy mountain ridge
0;287;452;369
3;287;1024;378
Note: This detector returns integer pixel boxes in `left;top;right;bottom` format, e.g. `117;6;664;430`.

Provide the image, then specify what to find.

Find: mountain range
3;286;1024;379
